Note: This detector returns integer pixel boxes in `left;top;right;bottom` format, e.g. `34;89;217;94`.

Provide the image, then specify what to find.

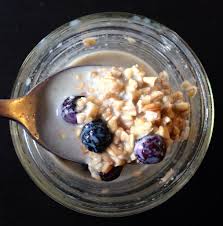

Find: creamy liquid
37;51;157;164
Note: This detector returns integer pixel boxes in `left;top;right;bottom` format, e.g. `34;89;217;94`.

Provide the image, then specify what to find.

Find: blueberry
99;166;123;181
61;95;83;124
134;134;166;164
80;119;113;153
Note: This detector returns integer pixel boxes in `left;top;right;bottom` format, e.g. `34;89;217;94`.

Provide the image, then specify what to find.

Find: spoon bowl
0;66;102;162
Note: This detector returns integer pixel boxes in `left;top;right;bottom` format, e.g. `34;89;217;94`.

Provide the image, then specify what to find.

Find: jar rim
10;12;214;217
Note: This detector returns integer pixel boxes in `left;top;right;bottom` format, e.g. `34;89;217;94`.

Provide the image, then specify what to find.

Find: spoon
0;66;103;162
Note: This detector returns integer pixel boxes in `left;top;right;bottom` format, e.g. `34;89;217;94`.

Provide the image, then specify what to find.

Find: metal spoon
0;66;102;162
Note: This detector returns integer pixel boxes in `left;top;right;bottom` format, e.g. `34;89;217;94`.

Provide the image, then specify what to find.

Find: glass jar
10;12;214;217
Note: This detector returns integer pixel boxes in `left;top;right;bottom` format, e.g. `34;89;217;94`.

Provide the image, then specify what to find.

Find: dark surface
0;0;221;225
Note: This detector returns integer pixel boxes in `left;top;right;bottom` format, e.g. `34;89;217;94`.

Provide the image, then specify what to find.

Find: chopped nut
132;65;146;83
114;135;120;144
163;88;172;95
156;126;170;139
123;143;132;153
162;96;171;104
87;96;101;105
120;131;129;142
76;113;86;124
124;68;133;79
115;127;124;138
171;91;184;103
112;99;124;110
131;118;153;139
78;82;85;89
162;116;172;126
101;162;113;174
163;104;175;119
130;152;137;161
172;126;180;136
127;90;140;102
143;102;161;112
94;75;124;98
59;132;66;139
126;79;138;92
161;81;170;90
76;97;87;111
107;144;123;157
111;67;123;77
165;138;174;148
120;114;134;128
129;134;135;149
123;101;137;116
75;74;80;80
187;86;197;97
141;95;151;105
181;126;190;140
124;36;136;44
143;76;157;86
172;117;185;130
150;91;164;102
85;102;99;118
173;102;190;112
102;107;113;121
181;80;191;90
84;116;93;123
90;71;98;78
108;116;118;132
159;70;169;81
132;170;143;177
88;87;95;93
75;128;82;137
140;87;152;95
136;99;143;113
145;111;160;122
82;37;97;47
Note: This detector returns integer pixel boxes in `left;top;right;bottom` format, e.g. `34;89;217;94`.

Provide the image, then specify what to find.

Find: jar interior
10;15;209;216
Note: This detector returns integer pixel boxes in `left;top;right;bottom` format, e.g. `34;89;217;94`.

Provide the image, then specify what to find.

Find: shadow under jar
10;12;214;217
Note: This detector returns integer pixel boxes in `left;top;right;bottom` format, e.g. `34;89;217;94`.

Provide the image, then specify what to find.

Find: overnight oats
40;50;197;181
10;13;213;216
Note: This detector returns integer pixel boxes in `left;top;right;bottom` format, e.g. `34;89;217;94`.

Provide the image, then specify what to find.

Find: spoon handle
0;99;20;120
0;97;40;141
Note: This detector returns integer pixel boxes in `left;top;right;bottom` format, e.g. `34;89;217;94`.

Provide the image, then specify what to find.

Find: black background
0;0;221;225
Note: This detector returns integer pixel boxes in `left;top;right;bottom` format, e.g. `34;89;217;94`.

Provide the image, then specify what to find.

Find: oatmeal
60;64;196;180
